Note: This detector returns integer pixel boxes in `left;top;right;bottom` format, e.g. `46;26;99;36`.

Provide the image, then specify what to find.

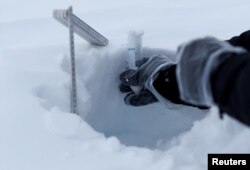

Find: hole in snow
35;46;207;149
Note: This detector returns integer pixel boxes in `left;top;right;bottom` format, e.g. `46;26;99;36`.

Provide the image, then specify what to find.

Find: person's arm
211;52;250;125
119;30;250;126
227;30;250;51
176;36;250;126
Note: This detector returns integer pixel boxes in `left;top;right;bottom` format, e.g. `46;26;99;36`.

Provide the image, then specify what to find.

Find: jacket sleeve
227;30;250;52
211;30;250;126
211;51;250;126
174;30;250;126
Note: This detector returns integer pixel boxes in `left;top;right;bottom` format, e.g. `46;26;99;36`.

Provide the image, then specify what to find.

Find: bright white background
0;0;250;169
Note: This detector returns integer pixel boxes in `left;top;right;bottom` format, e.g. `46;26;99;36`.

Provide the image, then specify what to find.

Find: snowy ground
1;0;250;169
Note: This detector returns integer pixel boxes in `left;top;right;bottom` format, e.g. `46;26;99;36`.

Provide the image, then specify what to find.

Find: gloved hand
119;55;176;106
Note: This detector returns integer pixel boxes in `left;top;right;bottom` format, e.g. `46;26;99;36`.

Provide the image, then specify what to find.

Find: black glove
119;55;175;106
153;65;210;109
119;84;158;106
153;65;183;104
119;55;210;110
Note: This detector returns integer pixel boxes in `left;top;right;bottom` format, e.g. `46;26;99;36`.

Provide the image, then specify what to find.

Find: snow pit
35;44;207;149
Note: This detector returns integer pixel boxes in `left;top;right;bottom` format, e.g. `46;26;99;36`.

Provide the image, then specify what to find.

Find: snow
0;0;250;169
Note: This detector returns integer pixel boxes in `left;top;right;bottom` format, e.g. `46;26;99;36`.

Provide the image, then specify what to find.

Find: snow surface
1;0;250;169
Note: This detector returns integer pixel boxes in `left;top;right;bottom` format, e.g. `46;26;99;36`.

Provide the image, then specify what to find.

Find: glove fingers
119;84;132;93
119;69;140;86
124;90;158;106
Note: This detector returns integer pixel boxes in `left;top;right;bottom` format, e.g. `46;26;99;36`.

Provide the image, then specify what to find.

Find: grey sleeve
176;37;246;106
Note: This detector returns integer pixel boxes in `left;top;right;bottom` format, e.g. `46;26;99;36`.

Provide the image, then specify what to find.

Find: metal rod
53;8;108;46
68;6;78;115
